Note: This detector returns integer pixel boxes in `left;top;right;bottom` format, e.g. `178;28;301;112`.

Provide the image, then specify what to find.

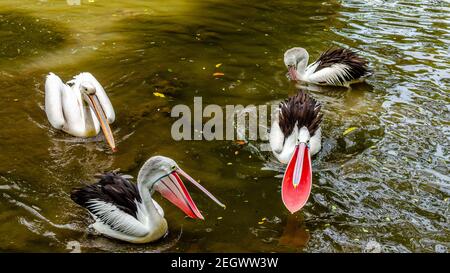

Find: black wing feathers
278;91;323;136
71;172;141;219
315;47;370;82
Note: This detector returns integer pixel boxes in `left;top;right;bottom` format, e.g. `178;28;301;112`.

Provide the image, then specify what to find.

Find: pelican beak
154;168;225;219
85;94;117;152
281;143;312;213
288;65;298;81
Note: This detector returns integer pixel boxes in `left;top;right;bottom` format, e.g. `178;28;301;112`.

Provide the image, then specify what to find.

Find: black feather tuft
278;91;323;137
71;172;141;219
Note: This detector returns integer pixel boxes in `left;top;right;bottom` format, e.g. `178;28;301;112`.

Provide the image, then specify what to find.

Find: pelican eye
171;165;177;171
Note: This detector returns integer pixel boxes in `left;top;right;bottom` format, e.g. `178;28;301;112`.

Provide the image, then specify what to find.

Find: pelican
284;47;371;87
71;156;225;243
44;72;116;151
269;91;323;213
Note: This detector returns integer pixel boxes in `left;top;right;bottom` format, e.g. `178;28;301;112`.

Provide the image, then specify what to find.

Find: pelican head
80;81;117;152
138;156;179;183
284;47;309;81
298;126;311;144
80;82;96;95
138;156;225;219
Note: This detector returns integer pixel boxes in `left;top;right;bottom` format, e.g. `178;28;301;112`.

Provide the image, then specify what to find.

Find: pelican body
44;72;116;151
71;156;225;244
269;91;323;213
284;47;371;87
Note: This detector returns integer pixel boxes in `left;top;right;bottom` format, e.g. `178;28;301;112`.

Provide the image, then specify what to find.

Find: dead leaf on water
153;92;165;98
213;72;225;77
343;127;358;136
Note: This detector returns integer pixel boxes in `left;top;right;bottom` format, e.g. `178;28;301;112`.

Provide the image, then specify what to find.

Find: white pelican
71;156;225;243
284;47;371;87
269;91;323;213
44;72;117;151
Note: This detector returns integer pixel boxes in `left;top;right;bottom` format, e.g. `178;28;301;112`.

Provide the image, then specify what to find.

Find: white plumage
44;72;117;151
87;200;150;237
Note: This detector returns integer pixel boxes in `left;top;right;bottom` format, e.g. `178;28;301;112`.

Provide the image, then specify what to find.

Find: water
0;0;448;252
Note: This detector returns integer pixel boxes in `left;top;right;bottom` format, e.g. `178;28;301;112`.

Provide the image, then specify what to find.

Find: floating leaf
258;221;264;225
167;68;173;72
235;140;246;145
217;217;223;220
215;63;222;68
227;162;233;166
343;127;358;136
153;92;165;98
213;72;225;77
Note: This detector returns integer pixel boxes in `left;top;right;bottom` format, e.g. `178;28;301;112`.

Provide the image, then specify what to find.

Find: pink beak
154;168;225;219
288;66;298;81
281;143;312;213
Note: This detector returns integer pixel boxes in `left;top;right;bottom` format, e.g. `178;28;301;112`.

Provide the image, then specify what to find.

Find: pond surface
0;0;448;252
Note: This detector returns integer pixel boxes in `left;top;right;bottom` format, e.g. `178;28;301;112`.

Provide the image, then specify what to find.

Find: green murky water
0;0;448;252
